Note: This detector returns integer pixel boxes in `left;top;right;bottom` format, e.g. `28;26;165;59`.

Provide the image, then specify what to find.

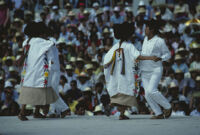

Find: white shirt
77;80;92;91
22;38;54;88
104;42;140;97
140;36;171;71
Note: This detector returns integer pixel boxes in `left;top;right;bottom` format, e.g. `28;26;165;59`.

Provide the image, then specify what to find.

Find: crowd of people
0;0;200;118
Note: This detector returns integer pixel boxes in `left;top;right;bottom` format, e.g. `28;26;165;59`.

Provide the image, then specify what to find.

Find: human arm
160;39;171;61
3;8;9;27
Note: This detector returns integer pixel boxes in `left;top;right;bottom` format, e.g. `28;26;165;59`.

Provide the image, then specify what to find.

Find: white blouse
104;42;140;97
21;38;55;88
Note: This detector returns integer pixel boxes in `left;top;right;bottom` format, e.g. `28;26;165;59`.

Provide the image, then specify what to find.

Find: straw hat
91;58;98;63
174;54;183;61
69;57;76;62
65;3;71;7
155;11;161;16
159;23;173;33
15;32;21;37
169;82;178;88
78;72;88;78
57;38;66;44
196;76;200;81
24;10;32;16
174;6;186;14
92;2;99;7
125;7;132;12
83;10;89;15
52;5;58;10
176;47;188;53
175;69;183;74
0;76;3;81
137;7;146;14
103;28;110;33
7;78;17;83
113;6;120;12
14;18;22;23
189;42;200;49
138;0;145;6
85;64;93;70
189;68;197;73
9;66;16;72
66;41;72;46
68;11;75;16
76;57;84;62
0;1;5;5
96;9;103;16
84;87;92;92
18;48;23;52
65;64;73;70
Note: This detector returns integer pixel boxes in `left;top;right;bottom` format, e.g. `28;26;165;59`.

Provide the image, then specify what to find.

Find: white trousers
50;71;69;114
141;68;171;116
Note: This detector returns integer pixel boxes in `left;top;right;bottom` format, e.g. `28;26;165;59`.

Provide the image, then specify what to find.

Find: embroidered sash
104;48;125;75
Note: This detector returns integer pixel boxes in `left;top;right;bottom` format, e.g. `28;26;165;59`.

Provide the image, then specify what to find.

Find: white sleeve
129;44;140;61
159;39;171;61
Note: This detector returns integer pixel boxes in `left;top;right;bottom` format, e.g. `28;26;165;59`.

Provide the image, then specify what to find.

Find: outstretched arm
136;55;161;62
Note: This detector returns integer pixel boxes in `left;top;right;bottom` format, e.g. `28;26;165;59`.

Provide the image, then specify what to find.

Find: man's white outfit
140;35;171;116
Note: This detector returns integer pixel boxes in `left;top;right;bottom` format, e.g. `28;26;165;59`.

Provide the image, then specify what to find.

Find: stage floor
0;115;200;135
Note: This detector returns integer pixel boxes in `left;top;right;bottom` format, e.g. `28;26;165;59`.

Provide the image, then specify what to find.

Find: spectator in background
172;54;189;73
0;80;19;116
64;80;83;112
77;72;92;91
0;1;9;33
110;6;124;27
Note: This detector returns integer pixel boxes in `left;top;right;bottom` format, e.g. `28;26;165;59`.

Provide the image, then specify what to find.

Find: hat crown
84;87;92;91
65;64;72;69
196;76;200;81
175;54;182;60
169;82;177;88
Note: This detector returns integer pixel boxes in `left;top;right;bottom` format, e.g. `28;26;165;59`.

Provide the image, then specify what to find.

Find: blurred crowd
0;0;200;117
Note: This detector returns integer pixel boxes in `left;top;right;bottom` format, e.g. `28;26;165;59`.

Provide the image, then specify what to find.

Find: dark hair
113;22;135;41
24;21;37;37
60;75;67;83
70;80;77;85
24;21;52;37
95;82;103;89
145;19;160;34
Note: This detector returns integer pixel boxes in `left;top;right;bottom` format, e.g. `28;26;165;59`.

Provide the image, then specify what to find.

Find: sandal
33;113;46;119
119;115;130;120
61;109;71;118
18;114;29;121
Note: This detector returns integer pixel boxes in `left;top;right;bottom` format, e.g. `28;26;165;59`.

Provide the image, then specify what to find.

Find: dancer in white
18;22;58;121
104;22;155;120
140;19;172;119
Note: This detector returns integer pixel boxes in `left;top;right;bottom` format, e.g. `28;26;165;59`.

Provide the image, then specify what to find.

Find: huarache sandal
33;113;46;119
119;115;130;120
18;114;29;121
